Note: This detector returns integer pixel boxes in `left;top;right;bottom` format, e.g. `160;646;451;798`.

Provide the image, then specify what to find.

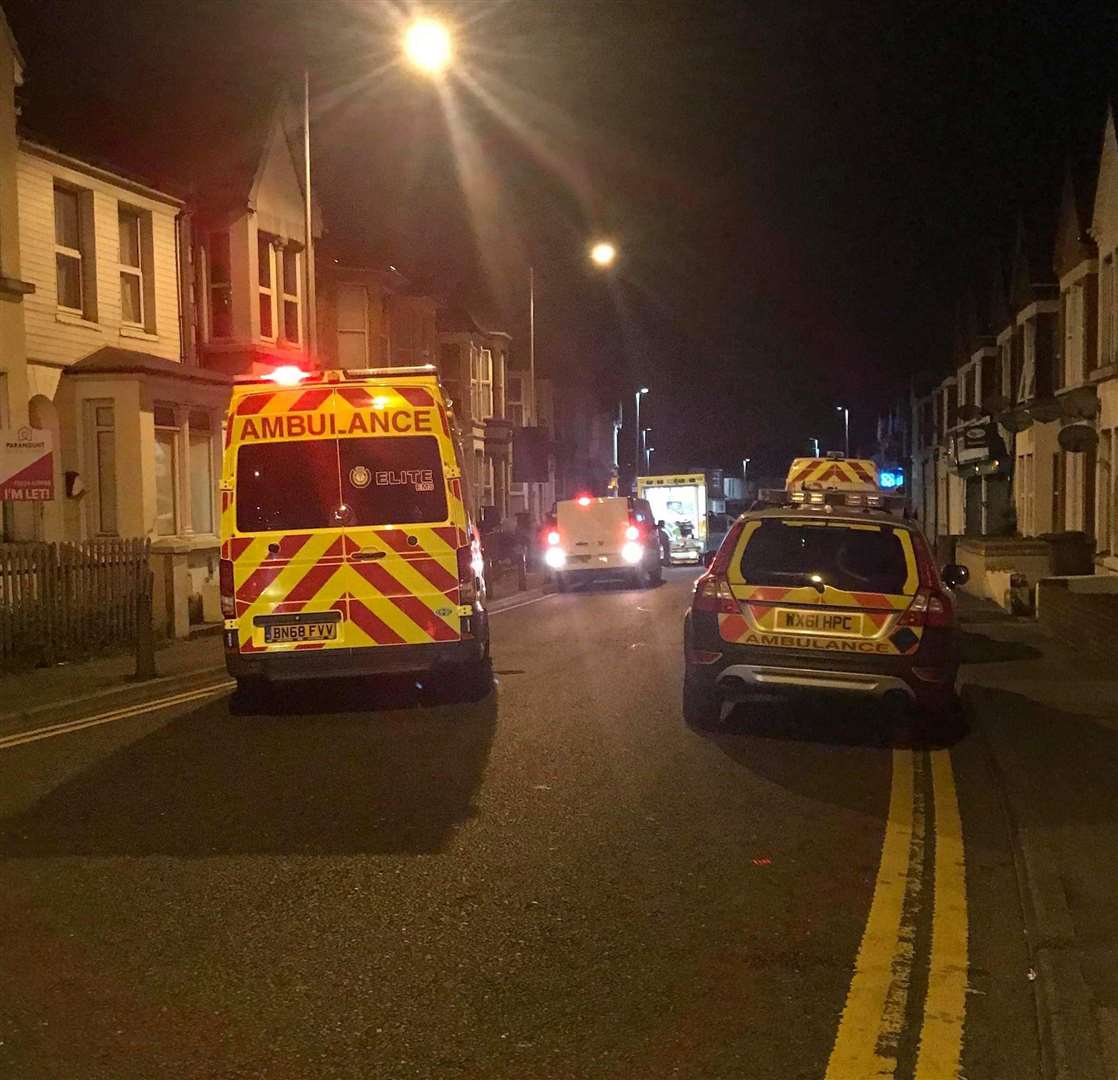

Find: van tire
231;678;270;715
555;573;569;593
459;656;494;702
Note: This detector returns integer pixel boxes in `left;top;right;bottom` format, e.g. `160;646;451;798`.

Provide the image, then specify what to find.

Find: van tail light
457;543;479;604
219;559;236;618
898;588;953;629
693;573;738;614
625;524;640;541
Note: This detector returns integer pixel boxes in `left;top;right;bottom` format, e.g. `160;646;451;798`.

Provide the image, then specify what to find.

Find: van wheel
459;656;494;702
231;678;270;715
683;673;722;730
555;573;569;593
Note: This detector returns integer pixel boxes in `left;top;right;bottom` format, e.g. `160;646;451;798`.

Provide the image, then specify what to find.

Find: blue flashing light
879;469;903;489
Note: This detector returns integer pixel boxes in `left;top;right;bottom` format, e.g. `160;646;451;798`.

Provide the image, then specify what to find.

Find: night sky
6;0;1118;475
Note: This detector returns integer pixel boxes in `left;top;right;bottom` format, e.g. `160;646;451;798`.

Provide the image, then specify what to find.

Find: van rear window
236;436;447;533
738;520;912;595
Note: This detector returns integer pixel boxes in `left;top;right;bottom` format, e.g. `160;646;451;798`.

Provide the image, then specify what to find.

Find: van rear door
333;383;463;648
228;385;348;654
558;498;630;561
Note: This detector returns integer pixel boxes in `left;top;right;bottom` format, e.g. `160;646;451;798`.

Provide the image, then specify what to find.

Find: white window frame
472;346;493;421
87;399;118;537
208;231;233;340
336;283;369;367
187;410;216;536
258;233;277;343
54;184;85;314
281;245;301;345
118;206;145;328
153;406;180;537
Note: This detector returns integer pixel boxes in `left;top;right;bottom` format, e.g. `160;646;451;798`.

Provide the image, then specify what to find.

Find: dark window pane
258;235;272;287
54;187;80;248
283;247;298;295
284;299;299;342
119;210;141;266
339;436;447;525
211;286;232;337
57;253;82;310
259;292;273;338
121;271;142;323
209;232;231;284
236;440;340;533
739;520;910;595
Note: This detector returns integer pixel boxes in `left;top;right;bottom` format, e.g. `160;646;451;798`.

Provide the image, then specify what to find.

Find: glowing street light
590;241;617;268
404;18;453;76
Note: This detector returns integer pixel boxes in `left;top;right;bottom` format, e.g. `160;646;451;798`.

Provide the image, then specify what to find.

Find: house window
472;346;493;421
1101;429;1117;555
89;402;117;536
209;231;233;338
1103;254;1116;368
188;410;215;534
507;372;525;426
154;405;179;536
282;246;301;343
1016;452;1035;536
258;234;275;341
1052;451;1066;532
336;284;368;367
118;207;145;327
440;343;462;411
54;185;86;314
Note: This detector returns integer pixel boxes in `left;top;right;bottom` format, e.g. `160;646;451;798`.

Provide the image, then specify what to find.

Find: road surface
0;570;1040;1079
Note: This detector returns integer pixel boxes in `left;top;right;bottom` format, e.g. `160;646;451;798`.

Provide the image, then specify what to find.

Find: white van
545;496;663;590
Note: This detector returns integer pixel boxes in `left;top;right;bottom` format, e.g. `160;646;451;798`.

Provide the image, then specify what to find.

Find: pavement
956;590;1118;1080
0;568;1108;1079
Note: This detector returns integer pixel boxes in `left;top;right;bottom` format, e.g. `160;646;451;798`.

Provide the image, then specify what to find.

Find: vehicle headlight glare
545;546;567;569
621;541;643;564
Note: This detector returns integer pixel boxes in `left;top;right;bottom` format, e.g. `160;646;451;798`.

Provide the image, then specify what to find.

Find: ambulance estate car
682;456;969;730
219;364;491;699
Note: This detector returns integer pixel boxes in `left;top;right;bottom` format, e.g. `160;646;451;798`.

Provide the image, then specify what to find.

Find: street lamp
635;387;649;481
646;446;655;470
590;241;617;268
810;436;820;457
403;17;453;75
836;405;850;457
742;456;751;494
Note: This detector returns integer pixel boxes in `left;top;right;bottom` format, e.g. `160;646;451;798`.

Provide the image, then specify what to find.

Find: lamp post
810;436;820;457
635;387;649;482
646;446;655;471
641;426;651;469
742;456;751;496
302;69;317;355
836;405;850;457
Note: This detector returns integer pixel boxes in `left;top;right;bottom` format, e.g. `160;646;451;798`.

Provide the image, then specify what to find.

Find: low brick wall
956;537;1051;609
1036;576;1118;666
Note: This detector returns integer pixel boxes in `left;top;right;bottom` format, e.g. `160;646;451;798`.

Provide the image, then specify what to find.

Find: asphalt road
0;570;1042;1079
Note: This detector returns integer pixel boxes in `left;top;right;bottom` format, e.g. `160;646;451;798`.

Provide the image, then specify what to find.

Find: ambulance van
219;364;491;698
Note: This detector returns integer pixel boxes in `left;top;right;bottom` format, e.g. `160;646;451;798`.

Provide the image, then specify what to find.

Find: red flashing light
270;364;309;386
577;495;592;507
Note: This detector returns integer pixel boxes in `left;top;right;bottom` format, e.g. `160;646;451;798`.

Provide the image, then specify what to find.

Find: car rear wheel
683;673;723;730
458;656;494;702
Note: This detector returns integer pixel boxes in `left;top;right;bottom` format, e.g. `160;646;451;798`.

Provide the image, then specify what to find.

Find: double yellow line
0;681;234;752
825;748;968;1078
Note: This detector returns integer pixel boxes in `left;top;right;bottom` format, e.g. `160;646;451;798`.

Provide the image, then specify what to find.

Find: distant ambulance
219;364;491;701
636;473;707;564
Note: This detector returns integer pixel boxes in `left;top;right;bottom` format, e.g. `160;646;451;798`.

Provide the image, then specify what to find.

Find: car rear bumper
684;612;956;708
226;637;487;683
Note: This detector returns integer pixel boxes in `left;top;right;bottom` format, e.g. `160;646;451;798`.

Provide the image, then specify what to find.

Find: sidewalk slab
958;602;1118;1080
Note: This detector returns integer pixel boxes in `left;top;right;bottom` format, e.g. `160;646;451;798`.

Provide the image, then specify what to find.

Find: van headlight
621;541;643;564
545;546;567;569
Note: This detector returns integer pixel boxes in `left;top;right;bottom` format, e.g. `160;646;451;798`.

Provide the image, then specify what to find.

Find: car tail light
898;588;953;629
625;524;640;541
219;558;235;618
692;573;738;614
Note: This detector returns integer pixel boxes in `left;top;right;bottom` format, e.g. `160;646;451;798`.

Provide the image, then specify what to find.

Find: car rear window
236;436;447;533
738;519;912;595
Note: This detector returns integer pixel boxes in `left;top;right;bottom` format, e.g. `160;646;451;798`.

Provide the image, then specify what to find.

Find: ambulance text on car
682;454;969;731
218;364;491;699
